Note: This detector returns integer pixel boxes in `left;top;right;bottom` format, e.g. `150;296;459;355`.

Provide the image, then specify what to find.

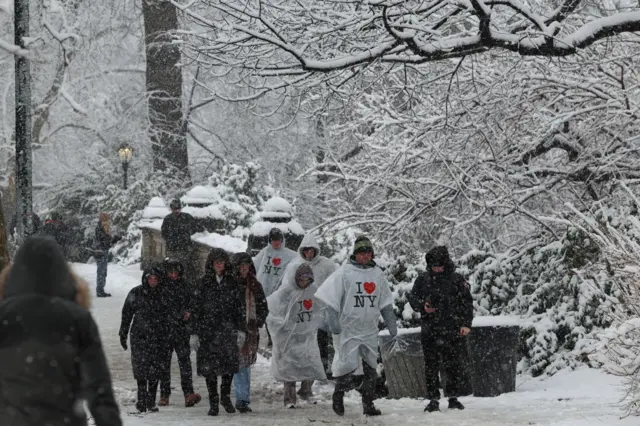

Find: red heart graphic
272;258;281;266
303;299;313;310
363;282;376;294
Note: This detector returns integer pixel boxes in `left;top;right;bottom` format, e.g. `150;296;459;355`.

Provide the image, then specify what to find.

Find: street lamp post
118;145;133;189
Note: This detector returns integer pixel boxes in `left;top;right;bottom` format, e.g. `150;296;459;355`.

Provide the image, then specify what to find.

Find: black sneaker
220;398;236;414
332;391;345;416
425;400;440;412
448;398;465;410
97;292;111;298
147;406;159;413
237;405;252;413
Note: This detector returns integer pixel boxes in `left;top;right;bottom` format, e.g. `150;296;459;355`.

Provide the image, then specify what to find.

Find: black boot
220;396;236;414
220;374;236;413
332;391;345;416
136;381;148;413
425;399;440;412
448;398;465;410
362;391;381;416
206;376;219;416
147;380;159;412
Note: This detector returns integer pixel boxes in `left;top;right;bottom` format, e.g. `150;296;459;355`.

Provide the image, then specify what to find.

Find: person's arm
456;276;474;329
407;274;426;313
78;312;122;426
161;215;169;240
320;305;342;334
380;304;398;337
118;289;137;339
235;284;247;334
190;214;205;233
254;281;269;328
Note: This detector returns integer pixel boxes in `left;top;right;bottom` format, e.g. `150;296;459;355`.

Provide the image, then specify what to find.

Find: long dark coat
192;248;246;377
119;265;171;380
162;259;192;340
0;237;121;426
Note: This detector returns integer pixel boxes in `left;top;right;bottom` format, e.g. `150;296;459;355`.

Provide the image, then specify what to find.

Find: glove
190;335;200;351
119;334;128;350
237;331;246;349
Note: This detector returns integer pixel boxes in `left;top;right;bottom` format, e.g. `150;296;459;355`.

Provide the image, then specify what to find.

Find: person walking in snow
190;248;246;416
316;235;398;417
119;263;171;413
253;227;296;346
158;258;201;408
267;264;327;408
281;232;338;379
0;237;122;426
94;212;122;297
232;252;269;413
39;211;71;257
407;246;473;413
161;199;204;285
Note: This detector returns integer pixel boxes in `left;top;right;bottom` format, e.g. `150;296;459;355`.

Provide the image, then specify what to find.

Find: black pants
205;374;233;405
317;329;330;373
160;336;194;398
137;379;159;408
421;333;465;400
334;361;377;406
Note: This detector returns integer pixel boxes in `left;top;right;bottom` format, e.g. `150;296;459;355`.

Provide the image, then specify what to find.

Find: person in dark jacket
408;246;473;413
190;248;246;416
158;258;202;408
232;252;269;413
9;211;41;238
119;263;171;413
0;237;122;426
95;212;122;297
161;199;204;285
39;211;71;257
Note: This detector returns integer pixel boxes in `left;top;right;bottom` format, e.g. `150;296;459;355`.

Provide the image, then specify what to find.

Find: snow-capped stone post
467;316;521;397
247;197;304;256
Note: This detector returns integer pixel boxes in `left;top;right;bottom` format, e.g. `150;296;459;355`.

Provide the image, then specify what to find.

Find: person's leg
147;379;159;411
421;334;442;401
361;362;381;415
317;329;330;377
441;340;466;409
96;256;108;295
136;380;148;412
220;373;236;413
205;375;219;416
332;370;356;415
283;382;296;406
234;367;251;407
298;380;314;399
175;337;195;397
159;345;174;404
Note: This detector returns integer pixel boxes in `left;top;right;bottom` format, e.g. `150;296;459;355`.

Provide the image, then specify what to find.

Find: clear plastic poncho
253;244;297;297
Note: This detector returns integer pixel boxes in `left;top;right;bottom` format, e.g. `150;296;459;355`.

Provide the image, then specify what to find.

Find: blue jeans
96;255;108;294
234;367;251;405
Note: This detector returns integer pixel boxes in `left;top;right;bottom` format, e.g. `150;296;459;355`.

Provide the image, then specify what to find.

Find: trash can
379;328;473;399
467;316;520;397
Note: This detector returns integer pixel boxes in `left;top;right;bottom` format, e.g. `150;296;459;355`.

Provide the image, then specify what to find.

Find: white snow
192;231;247;253
263;197;292;213
259;211;291;219
250;220;304;237
148;197;166;208
181;185;219;204
473;315;522;327
182;205;224;220
75;262;639;426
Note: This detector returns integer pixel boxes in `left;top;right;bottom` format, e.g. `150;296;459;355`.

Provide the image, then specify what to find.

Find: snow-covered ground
75;262;637;426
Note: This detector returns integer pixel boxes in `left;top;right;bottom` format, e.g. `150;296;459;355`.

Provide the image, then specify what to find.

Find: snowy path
75;263;636;426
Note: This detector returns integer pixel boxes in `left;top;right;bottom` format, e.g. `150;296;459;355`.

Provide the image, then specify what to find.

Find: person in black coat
95;212;122;298
158;258;202;408
0;237;121;426
119;263;171;413
161;199;204;285
190;248;246;417
408;246;473;413
39;211;71;257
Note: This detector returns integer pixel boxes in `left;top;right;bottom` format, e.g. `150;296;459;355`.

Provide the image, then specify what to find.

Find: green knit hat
353;235;374;255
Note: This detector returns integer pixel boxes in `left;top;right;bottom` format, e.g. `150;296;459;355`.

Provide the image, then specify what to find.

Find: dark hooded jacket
408;246;473;337
192;248;246;376
0;237;121;426
162;258;193;339
160;212;203;252
119;264;171;380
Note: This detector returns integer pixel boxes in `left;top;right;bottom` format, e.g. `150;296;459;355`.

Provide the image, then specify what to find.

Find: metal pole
123;162;128;190
14;0;33;239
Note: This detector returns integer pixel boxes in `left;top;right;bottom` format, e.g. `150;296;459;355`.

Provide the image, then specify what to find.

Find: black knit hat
170;199;182;209
269;227;284;242
353;235;374;255
425;246;451;267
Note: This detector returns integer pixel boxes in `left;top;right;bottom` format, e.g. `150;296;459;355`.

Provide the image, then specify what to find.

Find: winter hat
425;246;451;267
295;264;314;287
170;199;182;209
353;235;374;255
269;227;284;242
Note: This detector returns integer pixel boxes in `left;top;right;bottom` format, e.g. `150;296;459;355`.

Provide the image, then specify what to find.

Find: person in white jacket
280;232;338;380
266;264;326;408
253;228;297;346
315;235;398;417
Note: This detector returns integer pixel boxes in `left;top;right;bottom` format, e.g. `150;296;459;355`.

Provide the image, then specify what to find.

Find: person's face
147;274;160;288
271;239;283;250
213;260;225;275
239;263;251;278
171;207;181;215
167;270;180;281
302;247;316;260
431;265;445;273
297;278;312;289
355;251;373;265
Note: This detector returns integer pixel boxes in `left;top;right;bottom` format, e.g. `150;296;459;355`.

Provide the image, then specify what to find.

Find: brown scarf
239;277;260;367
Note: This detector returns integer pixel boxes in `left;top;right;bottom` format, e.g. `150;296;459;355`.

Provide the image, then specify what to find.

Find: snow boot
184;393;201;407
220;396;236;414
448;398;465;410
425;399;440;413
97;292;111;298
136;386;148;413
332;391;345;416
146;389;159;412
158;396;169;406
236;401;252;413
362;391;381;416
135;401;146;413
208;396;219;416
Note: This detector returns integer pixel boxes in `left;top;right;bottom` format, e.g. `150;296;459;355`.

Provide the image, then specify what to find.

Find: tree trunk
142;0;189;178
0;196;10;269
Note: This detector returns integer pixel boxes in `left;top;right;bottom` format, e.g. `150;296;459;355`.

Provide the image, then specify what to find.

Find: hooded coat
0;237;121;426
315;257;394;377
161;259;192;339
119;264;171;380
266;264;327;382
407;246;473;338
232;252;269;368
252;238;297;297
192;248;246;377
281;233;338;291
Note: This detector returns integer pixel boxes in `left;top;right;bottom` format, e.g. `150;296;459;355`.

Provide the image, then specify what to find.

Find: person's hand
237;331;246;349
424;301;436;314
190;335;200;351
120;334;128;350
183;311;191;321
460;327;471;336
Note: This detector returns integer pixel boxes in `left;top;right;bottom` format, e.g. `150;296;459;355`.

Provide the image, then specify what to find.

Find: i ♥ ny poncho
253;242;296;297
266;264;326;382
315;259;394;377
